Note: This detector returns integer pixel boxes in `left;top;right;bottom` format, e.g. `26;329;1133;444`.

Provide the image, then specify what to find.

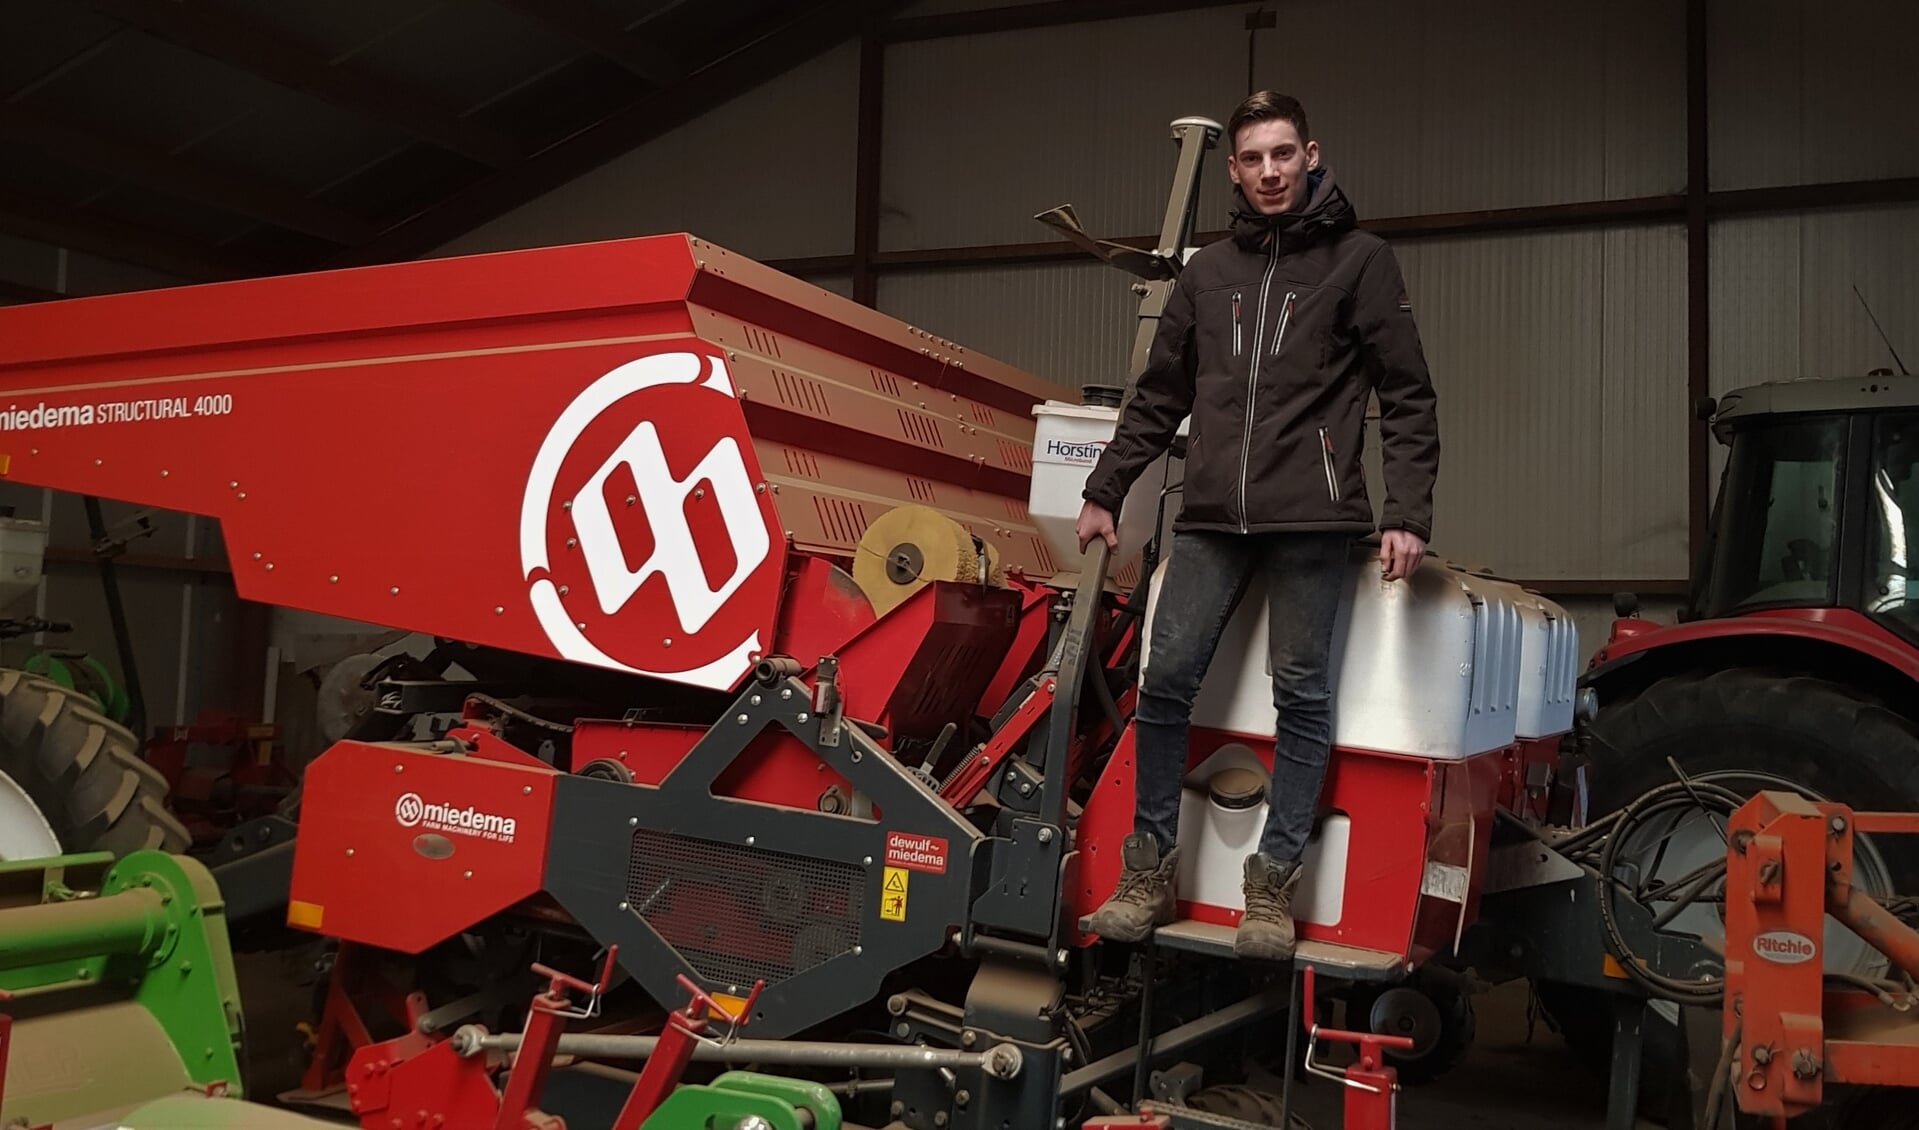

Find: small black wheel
1342;971;1476;1085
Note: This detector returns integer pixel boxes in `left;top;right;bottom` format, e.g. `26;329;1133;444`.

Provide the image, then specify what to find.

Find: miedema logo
394;791;517;843
520;351;783;691
1753;929;1818;965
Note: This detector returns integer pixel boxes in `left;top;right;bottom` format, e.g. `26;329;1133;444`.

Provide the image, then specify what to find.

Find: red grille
813;497;869;544
783;449;821;478
908;478;937;502
998;441;1032;471
772;369;829;414
897;410;944;448
870;369;902;396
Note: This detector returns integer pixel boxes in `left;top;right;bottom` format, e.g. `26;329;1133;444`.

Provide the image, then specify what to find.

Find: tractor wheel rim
1611;770;1894;981
0;768;62;861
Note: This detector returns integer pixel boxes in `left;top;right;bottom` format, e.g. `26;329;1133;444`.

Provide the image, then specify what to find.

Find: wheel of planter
1341;972;1476;1086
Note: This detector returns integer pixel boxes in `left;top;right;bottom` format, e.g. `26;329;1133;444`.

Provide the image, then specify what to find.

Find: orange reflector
1602;954;1629;980
0;454;11;476
711;993;750;1018
287;900;325;930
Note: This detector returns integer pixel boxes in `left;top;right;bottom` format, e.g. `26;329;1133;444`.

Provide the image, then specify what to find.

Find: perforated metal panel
626;829;864;989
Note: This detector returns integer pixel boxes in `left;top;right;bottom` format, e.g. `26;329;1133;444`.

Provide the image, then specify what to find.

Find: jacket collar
1228;166;1357;253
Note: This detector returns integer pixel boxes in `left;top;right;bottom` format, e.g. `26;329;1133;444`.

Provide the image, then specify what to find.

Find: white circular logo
394;792;425;827
519;350;778;691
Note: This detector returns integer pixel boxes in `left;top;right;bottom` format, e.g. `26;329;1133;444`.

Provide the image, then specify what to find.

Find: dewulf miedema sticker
885;832;947;874
1754;929;1818;965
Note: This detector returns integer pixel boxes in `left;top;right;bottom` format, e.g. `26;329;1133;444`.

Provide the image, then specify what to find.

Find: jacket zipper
1318;426;1341;502
1272;292;1296;355
1231;292;1242;355
1237;256;1281;532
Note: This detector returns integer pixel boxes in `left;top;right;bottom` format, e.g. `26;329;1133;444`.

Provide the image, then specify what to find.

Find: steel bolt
619;902;630;911
629;817;639;826
934;1113;948;1127
955;1090;970;1106
1005;770;1017;782
391;587;400;595
265;562;274;571
464;871;473;879
751;695;762;706
737;713;749;725
562;500;572;511
238;492;247;499
394;764;404;773
1752;1045;1773;1065
346;849;355;857
495;606;504;615
798;712;810;723
1019;782;1032;796
890;1102;905;1118
781;689;793;700
896;1022;911;1038
864;855;873;865
747;836;757;846
1037;827;1055;844
523;786;532;795
852;945;862;955
331;576;340;584
1791;1050;1819;1079
161;469;169;477
626;494;637;506
961;1030;976;1047
1831;816;1848;833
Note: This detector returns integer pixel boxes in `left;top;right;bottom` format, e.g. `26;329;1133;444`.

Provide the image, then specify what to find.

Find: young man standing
1078;92;1440;961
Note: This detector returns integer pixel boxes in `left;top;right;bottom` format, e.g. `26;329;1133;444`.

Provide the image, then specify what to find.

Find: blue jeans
1133;529;1351;864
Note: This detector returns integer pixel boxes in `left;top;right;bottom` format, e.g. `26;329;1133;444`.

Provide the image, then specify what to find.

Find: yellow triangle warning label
885;869;908;892
881;866;909;921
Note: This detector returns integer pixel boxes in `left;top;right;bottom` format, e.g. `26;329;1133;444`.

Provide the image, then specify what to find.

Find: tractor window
1867;412;1919;636
1702;415;1846;616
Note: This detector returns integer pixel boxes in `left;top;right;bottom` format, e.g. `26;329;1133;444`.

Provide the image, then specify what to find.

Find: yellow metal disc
853;505;989;617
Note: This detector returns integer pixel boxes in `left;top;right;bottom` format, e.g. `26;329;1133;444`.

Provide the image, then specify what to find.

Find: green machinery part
23;649;131;726
0;850;246;1127
644;1071;844;1130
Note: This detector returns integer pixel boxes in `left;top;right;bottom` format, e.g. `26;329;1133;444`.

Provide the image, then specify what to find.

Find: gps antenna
1853;284;1910;376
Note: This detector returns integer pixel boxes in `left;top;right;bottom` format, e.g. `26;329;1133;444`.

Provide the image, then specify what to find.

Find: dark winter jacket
1082;167;1440;542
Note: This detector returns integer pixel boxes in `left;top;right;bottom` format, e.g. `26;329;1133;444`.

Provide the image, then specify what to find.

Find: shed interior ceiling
0;0;903;295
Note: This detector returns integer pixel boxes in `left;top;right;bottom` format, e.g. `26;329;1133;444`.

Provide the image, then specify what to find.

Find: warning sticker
881;867;909;922
885;832;947;874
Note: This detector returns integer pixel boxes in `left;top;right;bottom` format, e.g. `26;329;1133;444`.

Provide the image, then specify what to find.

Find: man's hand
1380;529;1426;582
1076;500;1118;553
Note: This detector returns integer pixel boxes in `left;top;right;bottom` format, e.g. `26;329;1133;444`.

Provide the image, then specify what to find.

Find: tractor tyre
1538;666;1919;1127
0;667;188;856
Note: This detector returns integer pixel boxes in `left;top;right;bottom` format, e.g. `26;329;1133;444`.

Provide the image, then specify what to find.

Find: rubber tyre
0;668;188;855
1184;1084;1305;1128
1538;666;1919;1126
1342;974;1476;1085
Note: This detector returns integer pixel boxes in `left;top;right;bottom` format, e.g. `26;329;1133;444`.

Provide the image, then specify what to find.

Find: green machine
0;849;332;1130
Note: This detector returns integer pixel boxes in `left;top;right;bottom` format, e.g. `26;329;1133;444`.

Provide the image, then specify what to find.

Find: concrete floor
235;952;1656;1129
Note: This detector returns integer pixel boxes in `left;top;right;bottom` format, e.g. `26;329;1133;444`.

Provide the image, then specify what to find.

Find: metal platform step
1078;917;1408;982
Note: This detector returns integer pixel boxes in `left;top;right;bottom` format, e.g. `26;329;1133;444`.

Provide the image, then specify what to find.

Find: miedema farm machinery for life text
2;114;1914;1130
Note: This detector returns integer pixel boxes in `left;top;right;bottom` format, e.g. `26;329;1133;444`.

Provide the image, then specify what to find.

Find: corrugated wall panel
1400;232;1605;579
1712;205;1919;391
1710;0;1919;189
1599;223;1690;578
1370;226;1687;580
434;43;860;261
880;8;1248;251
876;262;1137;391
884;0;1683;253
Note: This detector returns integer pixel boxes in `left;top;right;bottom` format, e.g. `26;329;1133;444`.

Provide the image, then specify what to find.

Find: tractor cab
1688;373;1919;642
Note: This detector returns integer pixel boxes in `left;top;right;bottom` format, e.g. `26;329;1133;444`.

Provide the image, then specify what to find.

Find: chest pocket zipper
1272;292;1296;355
1319;426;1341;502
1232;291;1243;355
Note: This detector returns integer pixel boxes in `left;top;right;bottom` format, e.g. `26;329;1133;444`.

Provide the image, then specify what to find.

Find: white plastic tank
1459;575;1580;738
1172;743;1350;926
1028;399;1171;579
1140;543;1525;759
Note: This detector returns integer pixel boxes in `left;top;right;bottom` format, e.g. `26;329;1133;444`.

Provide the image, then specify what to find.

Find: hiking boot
1235;852;1303;961
1086;833;1179;943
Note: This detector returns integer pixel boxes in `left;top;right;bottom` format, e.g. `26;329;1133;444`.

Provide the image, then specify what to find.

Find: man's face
1228;119;1319;215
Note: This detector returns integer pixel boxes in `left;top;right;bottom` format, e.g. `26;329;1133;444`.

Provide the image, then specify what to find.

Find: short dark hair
1228;91;1311;150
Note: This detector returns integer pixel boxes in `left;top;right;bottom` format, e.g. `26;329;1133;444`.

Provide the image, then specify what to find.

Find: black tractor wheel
0;667;188;857
1537;666;1919;1126
1342;972;1476;1085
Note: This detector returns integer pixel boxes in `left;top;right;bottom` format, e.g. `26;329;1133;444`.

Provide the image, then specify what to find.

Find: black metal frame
543;667;985;1041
